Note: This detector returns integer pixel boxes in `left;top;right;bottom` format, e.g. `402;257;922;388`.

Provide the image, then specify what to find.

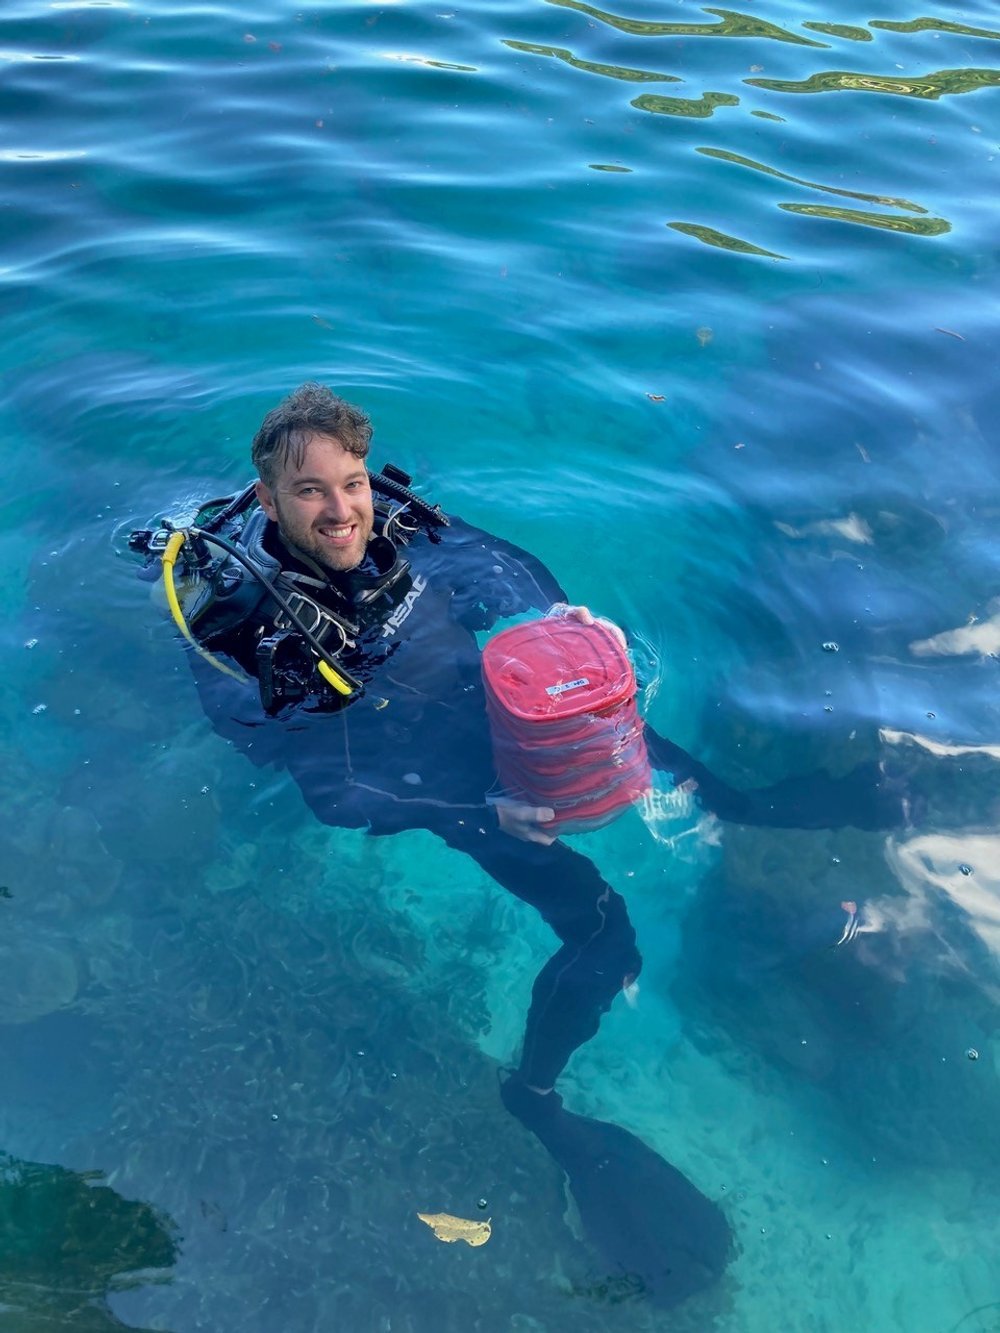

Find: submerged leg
387;812;731;1306
436;822;642;1089
499;1075;732;1306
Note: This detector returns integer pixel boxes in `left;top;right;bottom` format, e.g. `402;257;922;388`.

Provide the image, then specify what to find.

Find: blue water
1;0;998;1328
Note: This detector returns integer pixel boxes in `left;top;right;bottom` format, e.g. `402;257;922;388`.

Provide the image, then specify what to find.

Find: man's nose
323;491;352;521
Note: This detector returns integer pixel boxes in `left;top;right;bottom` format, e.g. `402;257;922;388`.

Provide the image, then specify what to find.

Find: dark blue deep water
1;1;998;1329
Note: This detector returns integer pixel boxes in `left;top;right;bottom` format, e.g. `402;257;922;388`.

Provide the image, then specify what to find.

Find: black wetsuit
184;501;901;1302
192;511;649;1092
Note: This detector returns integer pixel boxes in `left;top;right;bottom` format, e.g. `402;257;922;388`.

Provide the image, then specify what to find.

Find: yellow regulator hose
162;529;355;695
161;530;247;683
316;658;354;697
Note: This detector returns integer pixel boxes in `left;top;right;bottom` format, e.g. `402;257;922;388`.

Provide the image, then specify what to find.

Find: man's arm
441;525;904;836
643;722;906;832
444;516;570;631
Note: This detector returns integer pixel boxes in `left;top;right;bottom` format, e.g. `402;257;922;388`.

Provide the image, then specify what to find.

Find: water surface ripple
0;0;998;1329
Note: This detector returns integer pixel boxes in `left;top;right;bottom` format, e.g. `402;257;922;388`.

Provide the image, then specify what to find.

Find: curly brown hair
251;382;373;486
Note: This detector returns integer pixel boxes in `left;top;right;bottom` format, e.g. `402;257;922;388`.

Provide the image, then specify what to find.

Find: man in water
143;382;898;1302
186;383;657;1098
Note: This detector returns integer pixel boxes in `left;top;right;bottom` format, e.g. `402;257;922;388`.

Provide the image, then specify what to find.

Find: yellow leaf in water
416;1211;492;1246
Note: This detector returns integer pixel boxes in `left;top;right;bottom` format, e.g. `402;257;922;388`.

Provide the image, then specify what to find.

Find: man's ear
255;479;278;521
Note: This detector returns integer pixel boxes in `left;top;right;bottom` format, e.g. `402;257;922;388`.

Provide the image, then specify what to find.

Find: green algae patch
668;221;786;258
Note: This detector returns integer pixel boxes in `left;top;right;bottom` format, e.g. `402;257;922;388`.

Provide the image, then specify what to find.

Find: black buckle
128;526;172;556
272;592;351;652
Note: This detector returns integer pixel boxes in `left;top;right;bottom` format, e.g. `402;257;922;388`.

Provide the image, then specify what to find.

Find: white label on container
545;677;590;696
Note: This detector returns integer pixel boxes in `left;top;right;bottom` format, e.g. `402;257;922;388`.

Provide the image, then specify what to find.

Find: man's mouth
317;525;355;543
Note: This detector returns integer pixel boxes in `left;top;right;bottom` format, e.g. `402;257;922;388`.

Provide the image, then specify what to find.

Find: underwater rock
47;803;123;907
96;767;221;866
0;1150;177;1324
0;940;78;1024
0;797;123;916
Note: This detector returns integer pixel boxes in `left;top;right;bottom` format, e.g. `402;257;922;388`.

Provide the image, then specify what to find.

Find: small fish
833;900;860;948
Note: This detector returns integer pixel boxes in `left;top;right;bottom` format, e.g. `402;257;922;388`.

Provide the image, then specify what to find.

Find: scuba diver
130;382;903;1304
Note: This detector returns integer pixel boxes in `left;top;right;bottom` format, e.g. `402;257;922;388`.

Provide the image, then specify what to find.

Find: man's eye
298;487;320;496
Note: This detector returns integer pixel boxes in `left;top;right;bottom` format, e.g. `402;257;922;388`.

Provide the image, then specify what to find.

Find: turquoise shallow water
1;0;999;1328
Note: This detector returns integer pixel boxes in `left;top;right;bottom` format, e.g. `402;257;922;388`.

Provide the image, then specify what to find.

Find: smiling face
255;433;375;573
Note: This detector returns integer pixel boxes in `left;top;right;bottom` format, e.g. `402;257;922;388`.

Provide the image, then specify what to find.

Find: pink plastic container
482;617;651;834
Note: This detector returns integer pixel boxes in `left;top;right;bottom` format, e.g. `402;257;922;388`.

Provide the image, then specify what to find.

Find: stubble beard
275;503;368;574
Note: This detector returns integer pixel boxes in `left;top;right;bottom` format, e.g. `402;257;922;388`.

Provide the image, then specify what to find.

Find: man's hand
493;799;558;845
551;603;627;647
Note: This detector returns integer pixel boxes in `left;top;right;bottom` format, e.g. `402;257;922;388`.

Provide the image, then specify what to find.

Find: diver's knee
600;893;640;965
